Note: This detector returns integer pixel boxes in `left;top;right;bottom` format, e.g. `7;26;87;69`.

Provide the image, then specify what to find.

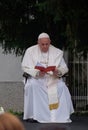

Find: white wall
0;47;68;82
0;47;23;82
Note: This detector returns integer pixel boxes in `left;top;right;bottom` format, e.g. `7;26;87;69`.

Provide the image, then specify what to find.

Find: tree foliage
37;0;88;55
0;0;88;56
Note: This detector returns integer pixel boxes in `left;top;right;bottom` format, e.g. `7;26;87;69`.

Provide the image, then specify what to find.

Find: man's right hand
39;71;46;77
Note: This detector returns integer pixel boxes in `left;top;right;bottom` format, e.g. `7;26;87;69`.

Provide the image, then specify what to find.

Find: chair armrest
23;72;31;78
23;72;31;84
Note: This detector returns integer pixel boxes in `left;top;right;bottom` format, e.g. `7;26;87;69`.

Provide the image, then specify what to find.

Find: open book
35;65;56;72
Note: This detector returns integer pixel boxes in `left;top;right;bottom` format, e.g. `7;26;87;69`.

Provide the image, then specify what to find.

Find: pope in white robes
21;32;74;123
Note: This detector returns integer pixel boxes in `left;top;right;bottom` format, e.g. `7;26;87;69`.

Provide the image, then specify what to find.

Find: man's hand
39;71;46;77
53;68;62;77
53;68;59;76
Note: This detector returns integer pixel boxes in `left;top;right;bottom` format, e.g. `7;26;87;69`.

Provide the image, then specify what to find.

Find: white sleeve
57;58;69;77
21;49;39;78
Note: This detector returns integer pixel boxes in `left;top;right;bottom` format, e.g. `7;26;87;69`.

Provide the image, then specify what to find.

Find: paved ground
0;82;24;112
20;114;88;130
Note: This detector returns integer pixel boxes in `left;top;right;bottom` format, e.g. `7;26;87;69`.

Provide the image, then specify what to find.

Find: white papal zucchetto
38;32;50;39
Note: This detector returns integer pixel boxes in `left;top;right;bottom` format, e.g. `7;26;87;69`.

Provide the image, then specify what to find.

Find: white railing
68;51;88;111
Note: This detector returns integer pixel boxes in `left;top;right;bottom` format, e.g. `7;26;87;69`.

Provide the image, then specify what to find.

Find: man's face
38;38;51;52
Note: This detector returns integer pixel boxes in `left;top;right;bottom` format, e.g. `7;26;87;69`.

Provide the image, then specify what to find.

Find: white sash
47;76;59;110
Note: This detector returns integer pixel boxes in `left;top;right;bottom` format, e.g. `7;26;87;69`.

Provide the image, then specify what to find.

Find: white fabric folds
22;44;74;123
23;78;74;123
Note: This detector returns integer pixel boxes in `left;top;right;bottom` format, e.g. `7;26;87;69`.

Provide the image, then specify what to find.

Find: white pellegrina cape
22;44;74;123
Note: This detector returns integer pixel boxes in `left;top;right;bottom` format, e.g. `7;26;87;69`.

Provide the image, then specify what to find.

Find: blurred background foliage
0;0;88;56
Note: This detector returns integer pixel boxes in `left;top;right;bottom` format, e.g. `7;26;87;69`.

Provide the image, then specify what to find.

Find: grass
73;111;88;116
7;109;88;117
8;109;23;117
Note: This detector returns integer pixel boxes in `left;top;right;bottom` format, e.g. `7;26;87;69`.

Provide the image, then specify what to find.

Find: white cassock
21;44;74;123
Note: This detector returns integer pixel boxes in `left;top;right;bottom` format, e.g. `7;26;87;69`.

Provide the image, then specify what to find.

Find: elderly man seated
21;32;74;123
